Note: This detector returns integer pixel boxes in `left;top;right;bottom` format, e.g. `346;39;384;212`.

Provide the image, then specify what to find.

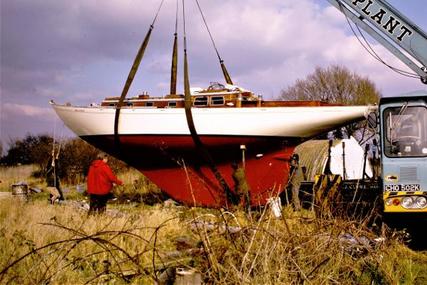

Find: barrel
11;183;29;201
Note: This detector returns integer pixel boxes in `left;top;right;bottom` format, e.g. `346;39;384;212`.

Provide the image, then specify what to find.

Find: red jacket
87;160;123;195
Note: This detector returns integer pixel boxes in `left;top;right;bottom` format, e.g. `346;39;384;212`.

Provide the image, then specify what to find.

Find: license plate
384;184;421;191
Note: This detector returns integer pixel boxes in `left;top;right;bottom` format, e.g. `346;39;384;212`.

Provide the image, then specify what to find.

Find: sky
1;0;427;152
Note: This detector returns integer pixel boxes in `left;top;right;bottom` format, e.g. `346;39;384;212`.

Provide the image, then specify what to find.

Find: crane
326;0;427;223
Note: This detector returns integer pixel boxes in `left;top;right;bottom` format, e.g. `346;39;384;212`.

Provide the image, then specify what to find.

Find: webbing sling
114;0;165;155
182;0;238;206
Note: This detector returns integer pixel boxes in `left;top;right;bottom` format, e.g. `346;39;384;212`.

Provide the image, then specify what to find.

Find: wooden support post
240;144;246;169
342;141;347;180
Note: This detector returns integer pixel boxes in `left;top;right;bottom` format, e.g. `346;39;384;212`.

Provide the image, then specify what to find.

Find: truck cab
380;92;427;213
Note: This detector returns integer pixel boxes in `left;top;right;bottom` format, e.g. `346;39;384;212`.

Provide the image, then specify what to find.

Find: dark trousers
89;194;109;215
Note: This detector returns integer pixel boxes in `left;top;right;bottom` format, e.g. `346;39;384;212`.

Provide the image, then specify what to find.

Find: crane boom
327;0;427;84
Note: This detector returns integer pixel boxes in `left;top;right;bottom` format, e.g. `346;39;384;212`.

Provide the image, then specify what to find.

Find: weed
1;166;426;284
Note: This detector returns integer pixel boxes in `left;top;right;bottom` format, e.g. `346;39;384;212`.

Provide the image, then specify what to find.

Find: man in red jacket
87;152;123;214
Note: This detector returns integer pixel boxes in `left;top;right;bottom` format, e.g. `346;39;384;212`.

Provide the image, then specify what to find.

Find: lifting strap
114;0;165;155
194;0;233;85
182;0;238;206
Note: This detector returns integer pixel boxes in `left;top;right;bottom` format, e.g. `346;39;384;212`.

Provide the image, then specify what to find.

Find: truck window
383;106;427;157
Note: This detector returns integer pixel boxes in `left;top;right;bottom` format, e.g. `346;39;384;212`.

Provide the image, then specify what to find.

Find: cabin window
108;103;115;107
168;101;177;107
127;102;133;106
145;102;154;107
211;96;224;106
194;96;208;106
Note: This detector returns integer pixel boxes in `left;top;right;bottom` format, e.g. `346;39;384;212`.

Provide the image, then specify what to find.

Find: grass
0;198;183;284
0;165;38;192
0;165;426;284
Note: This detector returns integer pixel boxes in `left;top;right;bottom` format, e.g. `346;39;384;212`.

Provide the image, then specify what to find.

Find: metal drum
11;183;29;201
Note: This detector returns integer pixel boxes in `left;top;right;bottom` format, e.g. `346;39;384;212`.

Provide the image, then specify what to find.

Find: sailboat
50;0;375;207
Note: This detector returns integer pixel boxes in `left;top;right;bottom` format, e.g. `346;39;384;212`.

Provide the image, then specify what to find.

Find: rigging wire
337;1;422;80
182;0;188;53
194;0;222;62
175;0;179;34
350;17;419;78
353;23;420;78
152;0;166;27
194;0;233;84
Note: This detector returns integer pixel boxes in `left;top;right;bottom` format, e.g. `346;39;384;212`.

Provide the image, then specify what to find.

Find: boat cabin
101;82;261;108
100;82;334;109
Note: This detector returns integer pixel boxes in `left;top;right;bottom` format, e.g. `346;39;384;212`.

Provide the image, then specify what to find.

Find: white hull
51;104;375;139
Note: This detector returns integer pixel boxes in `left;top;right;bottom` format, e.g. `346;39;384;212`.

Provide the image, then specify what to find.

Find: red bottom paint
82;135;300;207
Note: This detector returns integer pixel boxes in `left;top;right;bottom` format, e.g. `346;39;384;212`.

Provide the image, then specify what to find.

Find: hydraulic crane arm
327;0;427;84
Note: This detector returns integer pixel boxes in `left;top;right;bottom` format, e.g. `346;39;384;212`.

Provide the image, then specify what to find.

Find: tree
0;134;128;184
280;65;380;138
280;65;380;105
58;138;127;184
0;134;53;166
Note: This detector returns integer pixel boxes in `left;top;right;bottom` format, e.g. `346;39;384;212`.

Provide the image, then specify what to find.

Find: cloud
2;103;55;119
2;0;422;99
1;0;426;143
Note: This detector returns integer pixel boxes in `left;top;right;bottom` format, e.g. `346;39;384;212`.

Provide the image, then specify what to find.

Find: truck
325;0;427;223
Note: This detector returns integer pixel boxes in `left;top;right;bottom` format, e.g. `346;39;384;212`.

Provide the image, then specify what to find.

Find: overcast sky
1;0;426;151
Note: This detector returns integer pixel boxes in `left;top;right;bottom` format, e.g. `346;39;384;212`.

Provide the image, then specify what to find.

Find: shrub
1;134;130;185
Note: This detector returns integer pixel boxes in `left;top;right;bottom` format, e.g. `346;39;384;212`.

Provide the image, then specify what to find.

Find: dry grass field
0;165;38;192
0;166;426;284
